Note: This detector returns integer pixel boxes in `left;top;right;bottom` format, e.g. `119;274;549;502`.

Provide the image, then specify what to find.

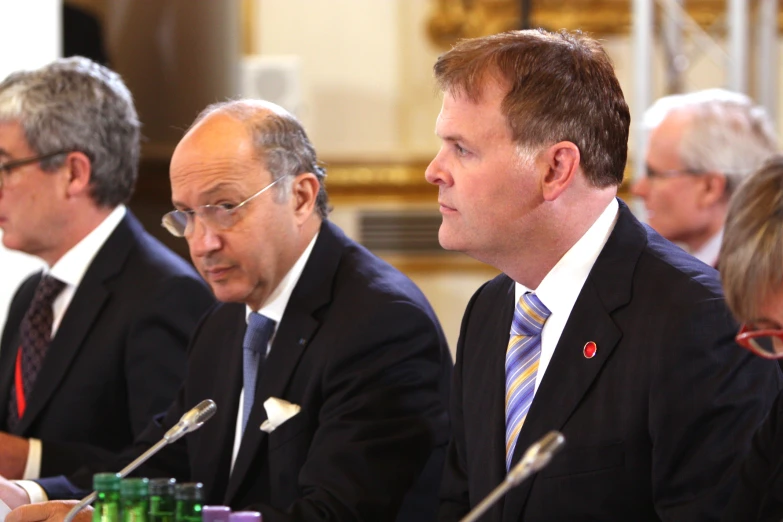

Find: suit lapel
224;221;343;504
473;279;515;511
501;200;645;522
191;304;245;504
16;215;137;433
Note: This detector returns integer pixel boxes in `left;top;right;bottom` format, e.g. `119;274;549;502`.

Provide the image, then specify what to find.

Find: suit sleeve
37;275;214;476
721;390;783;522
252;300;450;522
650;297;782;521
438;287;484;521
36;300;221;500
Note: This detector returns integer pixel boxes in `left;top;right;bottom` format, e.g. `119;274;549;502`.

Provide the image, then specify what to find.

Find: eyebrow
437;131;472;146
172;182;244;208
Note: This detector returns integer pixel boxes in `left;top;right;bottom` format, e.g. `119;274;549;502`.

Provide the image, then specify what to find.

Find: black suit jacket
438;200;782;522
722;388;783;522
42;220;452;522
0;212;214;476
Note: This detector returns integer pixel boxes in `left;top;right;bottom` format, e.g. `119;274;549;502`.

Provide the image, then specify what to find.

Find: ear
63;151;93;199
291;172;320;223
698;172;728;207
541;141;580;202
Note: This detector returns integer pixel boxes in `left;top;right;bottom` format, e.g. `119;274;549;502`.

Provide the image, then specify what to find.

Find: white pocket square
259;397;301;433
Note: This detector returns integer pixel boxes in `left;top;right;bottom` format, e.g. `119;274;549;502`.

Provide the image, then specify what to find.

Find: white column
727;0;749;93
756;0;778;130
632;0;654;182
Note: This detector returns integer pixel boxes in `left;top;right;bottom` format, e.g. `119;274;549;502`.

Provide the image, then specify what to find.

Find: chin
209;283;249;305
437;229;461;252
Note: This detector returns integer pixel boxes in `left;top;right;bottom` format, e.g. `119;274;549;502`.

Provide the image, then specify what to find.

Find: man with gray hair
631;88;778;268
0;57;214;481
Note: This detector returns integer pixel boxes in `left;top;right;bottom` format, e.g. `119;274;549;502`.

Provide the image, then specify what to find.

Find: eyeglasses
735;324;783;359
161;175;286;237
0;150;73;190
644;165;705;180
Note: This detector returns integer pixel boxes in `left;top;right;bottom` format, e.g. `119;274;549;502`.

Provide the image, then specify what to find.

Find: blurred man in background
632;89;778;268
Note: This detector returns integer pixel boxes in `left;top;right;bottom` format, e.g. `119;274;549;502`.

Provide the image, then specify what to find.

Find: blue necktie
505;292;551;470
242;312;276;434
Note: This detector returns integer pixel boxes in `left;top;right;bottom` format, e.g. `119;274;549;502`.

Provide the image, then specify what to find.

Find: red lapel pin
583;341;597;359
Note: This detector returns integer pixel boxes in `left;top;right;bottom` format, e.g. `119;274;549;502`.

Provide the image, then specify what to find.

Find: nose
187;215;222;259
631;175;650;198
425;148;452;187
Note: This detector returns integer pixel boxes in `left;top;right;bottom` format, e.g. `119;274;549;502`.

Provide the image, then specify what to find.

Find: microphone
163;399;217;443
459;431;565;522
64;400;217;522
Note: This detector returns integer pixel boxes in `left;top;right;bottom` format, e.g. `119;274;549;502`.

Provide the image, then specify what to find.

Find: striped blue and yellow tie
505;292;551;470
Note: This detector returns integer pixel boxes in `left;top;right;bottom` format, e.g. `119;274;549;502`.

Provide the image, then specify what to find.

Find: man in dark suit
0;57;214;481
1;100;451;522
426;30;782;521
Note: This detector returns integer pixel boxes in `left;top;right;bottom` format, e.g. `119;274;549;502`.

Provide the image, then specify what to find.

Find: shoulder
113;214;202;283
324;222;436;314
635;226;724;301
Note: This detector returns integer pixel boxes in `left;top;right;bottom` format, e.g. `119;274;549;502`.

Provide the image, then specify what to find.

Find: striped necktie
505;292;551;470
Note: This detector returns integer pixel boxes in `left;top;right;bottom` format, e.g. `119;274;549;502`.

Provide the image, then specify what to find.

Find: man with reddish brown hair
429;29;780;521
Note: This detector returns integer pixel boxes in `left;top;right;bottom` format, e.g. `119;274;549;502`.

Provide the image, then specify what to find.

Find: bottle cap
120;478;149;498
149;478;177;497
174;482;204;501
228;512;262;522
202;506;231;522
93;473;121;492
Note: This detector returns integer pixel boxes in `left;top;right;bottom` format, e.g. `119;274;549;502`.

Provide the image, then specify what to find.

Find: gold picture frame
427;0;783;45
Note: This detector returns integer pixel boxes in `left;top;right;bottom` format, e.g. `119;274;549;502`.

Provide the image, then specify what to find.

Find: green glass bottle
148;478;176;522
92;473;121;522
120;478;149;522
174;483;204;522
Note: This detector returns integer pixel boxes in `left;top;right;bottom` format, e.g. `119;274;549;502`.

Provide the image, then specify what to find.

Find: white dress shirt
514;198;619;394
20;205;127;479
230;233;318;473
690;228;723;268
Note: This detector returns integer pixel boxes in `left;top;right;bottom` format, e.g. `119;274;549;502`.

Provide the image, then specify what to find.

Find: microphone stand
459;431;565;522
63;399;217;522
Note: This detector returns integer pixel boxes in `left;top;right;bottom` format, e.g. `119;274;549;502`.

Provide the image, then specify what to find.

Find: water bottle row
92;474;262;522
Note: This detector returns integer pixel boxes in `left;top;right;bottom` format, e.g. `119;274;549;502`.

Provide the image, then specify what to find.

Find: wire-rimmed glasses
161;175;285;237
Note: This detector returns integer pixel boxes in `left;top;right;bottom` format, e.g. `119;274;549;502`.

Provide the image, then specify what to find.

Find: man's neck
502;189;617;289
43;205;114;266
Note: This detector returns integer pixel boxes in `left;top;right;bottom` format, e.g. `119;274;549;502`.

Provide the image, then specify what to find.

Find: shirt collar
48;205;127;288
245;232;319;325
515;198;619;316
690;228;723;267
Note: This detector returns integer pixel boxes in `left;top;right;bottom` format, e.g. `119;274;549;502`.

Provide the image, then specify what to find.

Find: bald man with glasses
0;99;452;522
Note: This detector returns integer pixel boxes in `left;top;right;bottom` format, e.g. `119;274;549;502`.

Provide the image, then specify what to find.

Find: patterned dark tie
241;312;276;434
6;275;65;430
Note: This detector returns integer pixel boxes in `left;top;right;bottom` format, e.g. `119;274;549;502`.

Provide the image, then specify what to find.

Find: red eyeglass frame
735;324;783;359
